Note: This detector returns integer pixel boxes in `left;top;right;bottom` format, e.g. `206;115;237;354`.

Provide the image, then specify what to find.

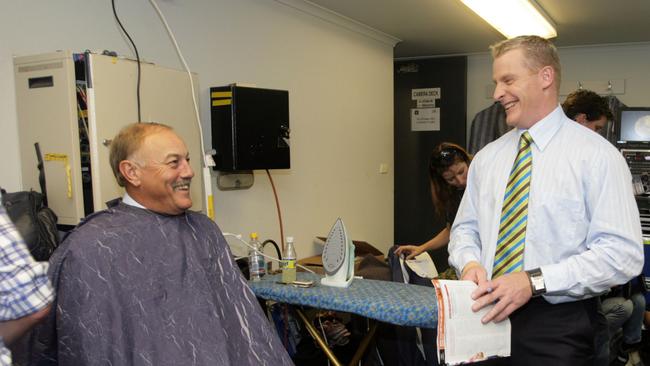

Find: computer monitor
616;107;650;149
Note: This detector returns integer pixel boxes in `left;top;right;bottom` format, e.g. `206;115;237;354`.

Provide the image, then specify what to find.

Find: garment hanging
468;102;511;154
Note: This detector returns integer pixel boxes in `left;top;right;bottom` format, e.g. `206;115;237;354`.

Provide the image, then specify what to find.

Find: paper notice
411;108;440;131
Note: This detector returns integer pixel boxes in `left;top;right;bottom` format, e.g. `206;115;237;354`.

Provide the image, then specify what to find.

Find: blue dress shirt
449;106;643;304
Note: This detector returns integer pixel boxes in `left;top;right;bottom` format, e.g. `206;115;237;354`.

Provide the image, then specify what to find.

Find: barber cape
33;200;292;366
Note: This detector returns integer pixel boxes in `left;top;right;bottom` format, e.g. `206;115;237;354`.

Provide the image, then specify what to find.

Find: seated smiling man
39;122;292;365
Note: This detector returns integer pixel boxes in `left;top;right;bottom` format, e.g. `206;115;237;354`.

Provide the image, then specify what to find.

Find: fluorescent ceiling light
460;0;557;39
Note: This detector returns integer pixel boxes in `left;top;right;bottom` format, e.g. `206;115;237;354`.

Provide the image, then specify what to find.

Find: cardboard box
297;237;385;275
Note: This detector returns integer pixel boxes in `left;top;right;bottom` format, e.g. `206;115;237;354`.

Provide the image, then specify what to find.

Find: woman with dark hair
387;143;472;366
395;142;472;266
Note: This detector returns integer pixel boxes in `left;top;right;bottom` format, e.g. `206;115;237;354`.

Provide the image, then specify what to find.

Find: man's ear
539;65;554;90
574;113;589;124
119;160;142;187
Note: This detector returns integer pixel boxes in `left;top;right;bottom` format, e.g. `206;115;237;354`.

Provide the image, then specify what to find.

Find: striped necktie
493;131;533;278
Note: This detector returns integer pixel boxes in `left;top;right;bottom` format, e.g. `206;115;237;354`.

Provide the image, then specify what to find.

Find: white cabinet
14;51;204;225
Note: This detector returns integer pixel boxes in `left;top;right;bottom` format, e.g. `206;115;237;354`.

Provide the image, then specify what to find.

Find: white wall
467;42;650;133
0;0;396;257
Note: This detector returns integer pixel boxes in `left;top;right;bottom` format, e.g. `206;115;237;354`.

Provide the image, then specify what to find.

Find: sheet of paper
433;280;511;365
410;108;440;131
401;252;438;278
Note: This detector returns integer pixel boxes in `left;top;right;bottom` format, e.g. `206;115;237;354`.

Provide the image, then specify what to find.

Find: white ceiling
306;0;650;58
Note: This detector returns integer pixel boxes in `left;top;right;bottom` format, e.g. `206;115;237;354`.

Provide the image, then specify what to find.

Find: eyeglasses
440;148;456;159
432;147;460;167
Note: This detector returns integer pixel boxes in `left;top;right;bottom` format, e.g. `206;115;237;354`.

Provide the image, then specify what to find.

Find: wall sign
411;87;441;131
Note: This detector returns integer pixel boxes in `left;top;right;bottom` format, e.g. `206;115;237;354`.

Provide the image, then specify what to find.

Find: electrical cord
110;0;141;123
223;233;315;274
147;0;206;169
77;104;90;140
147;0;215;220
262;239;282;261
76;86;90;138
266;169;285;251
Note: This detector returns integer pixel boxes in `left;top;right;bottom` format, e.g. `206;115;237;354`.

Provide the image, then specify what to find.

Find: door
87;54;205;213
394;57;467;272
14;51;85;225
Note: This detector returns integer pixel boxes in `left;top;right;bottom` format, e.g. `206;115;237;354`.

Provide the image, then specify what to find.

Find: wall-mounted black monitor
616;107;650;149
210;85;290;171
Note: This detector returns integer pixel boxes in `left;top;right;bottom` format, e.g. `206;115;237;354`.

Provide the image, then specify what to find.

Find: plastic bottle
282;236;297;284
248;232;266;281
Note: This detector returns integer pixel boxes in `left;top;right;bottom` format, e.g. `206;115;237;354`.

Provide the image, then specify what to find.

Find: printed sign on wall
411;87;441;131
411;108;440;131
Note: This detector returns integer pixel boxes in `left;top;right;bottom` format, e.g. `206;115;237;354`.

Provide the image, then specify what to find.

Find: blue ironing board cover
249;273;438;329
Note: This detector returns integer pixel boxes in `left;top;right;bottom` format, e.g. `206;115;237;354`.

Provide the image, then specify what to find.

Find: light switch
379;163;389;174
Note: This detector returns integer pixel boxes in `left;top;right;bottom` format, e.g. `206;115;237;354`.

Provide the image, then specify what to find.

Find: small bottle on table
282;236;297;283
248;232;265;281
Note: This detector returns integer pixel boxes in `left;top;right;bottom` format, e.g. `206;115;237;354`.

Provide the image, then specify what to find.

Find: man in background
449;35;643;365
38;122;292;365
562;89;613;133
563;89;646;365
0;203;53;366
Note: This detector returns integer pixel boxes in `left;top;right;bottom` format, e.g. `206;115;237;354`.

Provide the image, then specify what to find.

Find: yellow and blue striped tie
493;132;533;278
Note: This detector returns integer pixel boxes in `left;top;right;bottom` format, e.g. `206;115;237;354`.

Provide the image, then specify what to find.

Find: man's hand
461;261;488;286
470;271;532;324
0;304;51;345
394;245;423;260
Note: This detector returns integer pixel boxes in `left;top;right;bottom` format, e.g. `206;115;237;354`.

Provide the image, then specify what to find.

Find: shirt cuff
0;262;54;320
450;249;480;276
539;262;568;295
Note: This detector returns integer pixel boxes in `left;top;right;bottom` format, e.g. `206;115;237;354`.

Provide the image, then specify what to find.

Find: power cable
110;0;142;122
266;169;286;251
148;0;215;219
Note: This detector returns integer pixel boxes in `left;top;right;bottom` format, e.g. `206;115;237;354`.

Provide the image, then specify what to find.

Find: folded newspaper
432;279;511;365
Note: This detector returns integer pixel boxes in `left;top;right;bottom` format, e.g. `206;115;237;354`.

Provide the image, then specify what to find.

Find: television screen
617;108;650;146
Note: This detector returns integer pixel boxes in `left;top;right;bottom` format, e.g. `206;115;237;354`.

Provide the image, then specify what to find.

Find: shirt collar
518;105;565;152
122;192;146;209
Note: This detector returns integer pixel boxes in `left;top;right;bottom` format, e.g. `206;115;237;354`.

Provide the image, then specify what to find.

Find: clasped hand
394;245;423;260
461;262;532;323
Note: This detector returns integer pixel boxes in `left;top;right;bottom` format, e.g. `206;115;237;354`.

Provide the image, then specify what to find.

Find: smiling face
441;161;468;189
492;49;556;129
126;129;194;215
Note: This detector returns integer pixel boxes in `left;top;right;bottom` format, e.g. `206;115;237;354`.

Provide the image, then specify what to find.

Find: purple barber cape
37;200;292;366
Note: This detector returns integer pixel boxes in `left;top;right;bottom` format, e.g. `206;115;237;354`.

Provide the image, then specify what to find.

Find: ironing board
249;272;438;366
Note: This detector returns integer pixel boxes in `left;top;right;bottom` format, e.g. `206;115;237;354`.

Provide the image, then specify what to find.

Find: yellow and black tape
211;91;232;107
44;153;72;198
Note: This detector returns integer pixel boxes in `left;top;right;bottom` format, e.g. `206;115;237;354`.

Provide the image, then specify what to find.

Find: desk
249;273;438;365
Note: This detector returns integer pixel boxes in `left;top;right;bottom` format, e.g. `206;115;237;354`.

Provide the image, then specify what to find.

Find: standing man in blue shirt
449;35;643;365
0;204;53;365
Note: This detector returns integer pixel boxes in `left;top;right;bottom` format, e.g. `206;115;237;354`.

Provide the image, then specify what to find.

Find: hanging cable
110;0;142;122
75;86;90;138
148;0;215;220
223;233;314;274
262;239;282;262
147;0;205;168
266;169;285;252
